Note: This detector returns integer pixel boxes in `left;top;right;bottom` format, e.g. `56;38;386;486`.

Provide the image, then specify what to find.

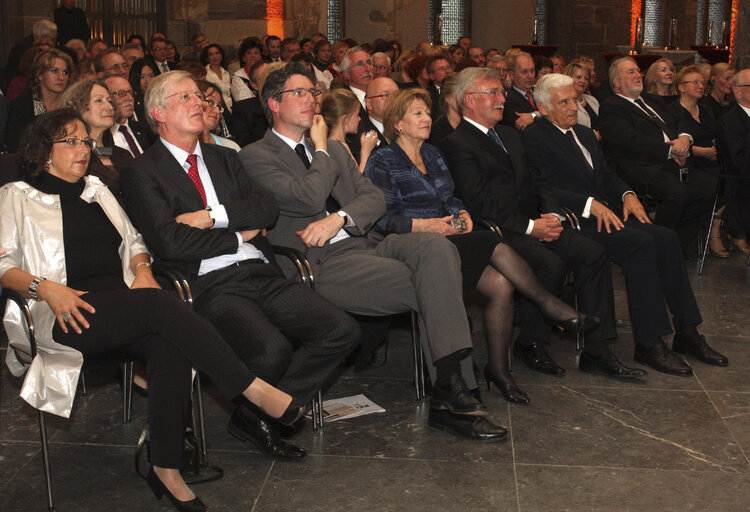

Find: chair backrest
0;153;21;186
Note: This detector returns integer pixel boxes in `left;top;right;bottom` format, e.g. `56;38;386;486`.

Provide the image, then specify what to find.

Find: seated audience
58;80;133;197
401;54;429;89
312;39;332;72
487;55;510;88
321;88;376;172
182;33;209;62
428;73;460;146
265;35;282;62
701;62;736;119
280;38;301;61
364;88;600;403
426;55;453;120
64;38;87;62
202;43;233;112
523;73;727;375
94;48;130;79
5;46;48;101
550;54;566;74
440;67;632;379
241;62;508;442
391;49;416;85
371;52;392;79
645;58;678;103
86;38;108;59
1;108;306;512
128;58;156;123
75;57;98;81
598;56;716;256
468;46;485;67
447;45;466;66
347;76;396;162
120;42;145;65
533;55;553;82
196;79;241;151
119;70;358;461
502;51;540;131
715;69;750;255
565;62;600;132
231;60;271;146
328;41;350;78
146;37;172;74
7;49;73;151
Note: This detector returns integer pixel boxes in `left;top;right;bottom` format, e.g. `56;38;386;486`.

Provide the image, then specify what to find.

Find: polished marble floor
1;255;749;511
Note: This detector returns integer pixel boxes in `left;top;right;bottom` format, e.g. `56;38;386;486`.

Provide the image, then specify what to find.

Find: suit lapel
152;140;206;205
201;144;231;201
616;94;669;133
542;120;595;180
263;130;308;176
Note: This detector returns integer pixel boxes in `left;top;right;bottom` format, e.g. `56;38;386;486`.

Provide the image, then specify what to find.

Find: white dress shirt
160;137;267;275
109;120;143;157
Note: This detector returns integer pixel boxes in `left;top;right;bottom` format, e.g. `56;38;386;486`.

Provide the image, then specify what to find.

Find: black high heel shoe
484;366;530;405
146;467;207;512
556;314;600;334
275;397;306;426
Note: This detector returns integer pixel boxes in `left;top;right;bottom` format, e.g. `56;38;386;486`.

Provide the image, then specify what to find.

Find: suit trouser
313;233;476;389
580;220;702;345
53;288;255;468
192;261;359;403
506;227;617;347
627;166;716;254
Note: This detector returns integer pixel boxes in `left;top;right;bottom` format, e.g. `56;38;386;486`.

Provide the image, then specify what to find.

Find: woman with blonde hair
565;62;600;133
320;88;377;171
645;58;677;101
701;62;735;118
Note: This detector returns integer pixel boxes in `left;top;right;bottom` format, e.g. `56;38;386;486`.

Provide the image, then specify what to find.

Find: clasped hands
668;135;691;166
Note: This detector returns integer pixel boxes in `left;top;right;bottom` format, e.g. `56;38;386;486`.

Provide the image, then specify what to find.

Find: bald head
366;77;399;121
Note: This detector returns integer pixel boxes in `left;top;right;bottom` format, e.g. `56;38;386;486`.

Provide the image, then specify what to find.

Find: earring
47;159;52;165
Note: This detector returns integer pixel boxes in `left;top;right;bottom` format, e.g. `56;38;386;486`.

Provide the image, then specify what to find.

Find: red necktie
525;90;537;110
186;154;207;205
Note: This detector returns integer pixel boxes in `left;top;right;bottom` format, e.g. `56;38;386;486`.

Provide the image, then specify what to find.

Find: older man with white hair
522;73;726;375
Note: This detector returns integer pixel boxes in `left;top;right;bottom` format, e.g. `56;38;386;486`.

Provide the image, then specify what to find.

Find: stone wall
470;0;536;50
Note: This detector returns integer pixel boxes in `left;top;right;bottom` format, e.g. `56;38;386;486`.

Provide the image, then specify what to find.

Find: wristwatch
531;112;538;120
336;210;348;224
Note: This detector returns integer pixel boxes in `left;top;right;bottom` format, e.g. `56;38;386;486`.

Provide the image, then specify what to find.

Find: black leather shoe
556;314;600;334
634;340;693;377
578;350;647;378
147;467;207;512
430;374;488;416
672;333;729;367
227;407;306;459
484;366;530;404
427;409;508;442
514;340;566;376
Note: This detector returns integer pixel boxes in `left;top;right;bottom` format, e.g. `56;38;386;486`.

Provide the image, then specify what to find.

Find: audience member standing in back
54;0;89;46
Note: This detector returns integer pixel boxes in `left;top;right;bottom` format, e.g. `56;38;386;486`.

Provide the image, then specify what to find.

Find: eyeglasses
366;92;393;100
110;89;134;98
278;87;322;99
104;62;130;72
680;79;706;86
431;65;452;73
165;91;203;103
203;96;225;112
736;84;750;88
53;137;96;149
373;64;390;72
467;89;506;97
349;58;373;70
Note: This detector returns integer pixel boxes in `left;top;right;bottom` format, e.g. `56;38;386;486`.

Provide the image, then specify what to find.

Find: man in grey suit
239;63;507;441
120;70;359;460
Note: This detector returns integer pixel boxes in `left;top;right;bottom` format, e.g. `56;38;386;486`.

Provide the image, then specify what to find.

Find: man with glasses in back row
95;48;131;79
120;70;360;460
102;75;155;156
347;76;398;161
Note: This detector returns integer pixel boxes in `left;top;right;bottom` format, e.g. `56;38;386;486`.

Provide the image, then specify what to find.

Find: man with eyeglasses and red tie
241;62;508;442
119;70;359;462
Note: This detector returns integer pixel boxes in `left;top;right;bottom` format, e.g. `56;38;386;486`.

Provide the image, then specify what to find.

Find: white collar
160;136;203;167
272;128;306;151
349;86;367;108
369;116;384;135
739;103;750;119
463;116;491;135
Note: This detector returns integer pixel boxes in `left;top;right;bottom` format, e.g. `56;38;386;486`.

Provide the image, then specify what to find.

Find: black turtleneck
34;173;126;292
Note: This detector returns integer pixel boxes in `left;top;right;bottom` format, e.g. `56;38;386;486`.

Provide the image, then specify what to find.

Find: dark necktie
634;97;676;138
525;90;537;110
295;143;341;212
186;154;207;206
118;125;140;156
565;130;593;171
487;128;507;152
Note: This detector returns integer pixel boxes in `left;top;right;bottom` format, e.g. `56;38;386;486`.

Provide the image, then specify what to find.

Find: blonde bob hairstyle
382;87;431;142
645;58;676;95
319;88;361;134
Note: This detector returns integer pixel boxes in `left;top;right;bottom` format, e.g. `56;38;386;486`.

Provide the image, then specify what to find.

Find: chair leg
311;389;324;431
79;372;87;396
699;195;719;276
37;410;56;511
574;291;585;369
122;361;134;424
410;311;425;400
193;372;208;462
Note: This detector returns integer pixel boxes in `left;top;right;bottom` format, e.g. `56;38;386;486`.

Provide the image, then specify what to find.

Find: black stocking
476;266;516;383
488;243;579;324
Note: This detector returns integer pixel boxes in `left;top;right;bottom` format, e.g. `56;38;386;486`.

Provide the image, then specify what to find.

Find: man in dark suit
103;76;154;156
502;52;541;131
426;56;453;121
598;56;716;255
339;47;375;161
440;67;639;378
54;0;89;45
240;63;507;441
146;37;175;74
522;74;727;375
120;70;359;460
715;69;750;241
347;76;395;161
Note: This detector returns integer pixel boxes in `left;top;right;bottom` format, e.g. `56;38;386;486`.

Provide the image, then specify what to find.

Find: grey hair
731;69;749;87
144;70;193;132
371;52;391;66
32;19;57;39
455;67;501;111
534;73;574;109
340;46;364;74
608;56;636;88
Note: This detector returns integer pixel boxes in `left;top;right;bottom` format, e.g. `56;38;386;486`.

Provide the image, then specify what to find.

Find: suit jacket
345;103;385;164
102;119;155;155
119;139;279;280
501;87;535;129
598;92;686;183
231;97;269;147
239;129;386;274
6;89;35;152
426;83;442;121
439;119;560;236
145;57;175;75
716;102;750;200
522;118;631;220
